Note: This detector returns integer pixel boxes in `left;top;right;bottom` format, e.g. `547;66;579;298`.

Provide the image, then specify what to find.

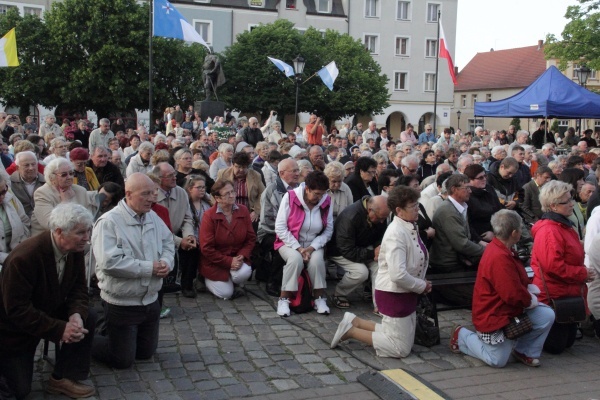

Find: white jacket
376;216;428;294
0;191;30;264
92;200;175;306
125;153;152;178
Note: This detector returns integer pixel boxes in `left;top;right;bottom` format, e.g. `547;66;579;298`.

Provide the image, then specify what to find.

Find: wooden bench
426;270;478;333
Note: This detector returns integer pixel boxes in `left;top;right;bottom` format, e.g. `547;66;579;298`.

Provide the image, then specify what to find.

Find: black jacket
344;173;378;202
327;197;387;261
466;184;503;238
240;127;263;148
87;160;125;188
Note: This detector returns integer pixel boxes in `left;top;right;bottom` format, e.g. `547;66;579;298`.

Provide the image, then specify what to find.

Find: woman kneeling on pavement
450;209;555;367
330;186;431;358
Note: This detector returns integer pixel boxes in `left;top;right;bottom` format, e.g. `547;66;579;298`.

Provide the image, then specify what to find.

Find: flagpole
149;0;153;131
433;10;441;137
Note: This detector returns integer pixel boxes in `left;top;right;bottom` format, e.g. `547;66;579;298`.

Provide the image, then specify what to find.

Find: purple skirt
375;290;418;318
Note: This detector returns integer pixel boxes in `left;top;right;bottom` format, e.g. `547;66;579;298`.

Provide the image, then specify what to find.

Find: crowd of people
1;107;600;398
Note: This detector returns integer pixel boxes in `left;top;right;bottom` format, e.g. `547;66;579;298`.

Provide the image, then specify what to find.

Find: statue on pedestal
203;54;226;101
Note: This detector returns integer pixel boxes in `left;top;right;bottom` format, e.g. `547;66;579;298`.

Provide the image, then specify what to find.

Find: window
595;120;600;128
249;0;265;7
425;39;437;58
193;20;212;45
364;34;379;54
426;3;439;22
23;6;42;17
472;94;478;105
394;72;408;91
424;73;436;92
317;0;332;13
461;95;467;107
296;27;307;35
395;36;409;56
0;5;17;14
248;24;259;32
468;119;484;132
397;1;410;20
365;0;378;18
486;94;492;102
286;0;297;9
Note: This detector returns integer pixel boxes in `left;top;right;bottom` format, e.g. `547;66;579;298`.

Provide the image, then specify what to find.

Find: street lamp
574;64;591;133
456;110;461;131
293;55;305;128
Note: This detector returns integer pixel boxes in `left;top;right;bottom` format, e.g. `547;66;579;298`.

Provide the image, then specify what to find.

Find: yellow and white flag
0;28;19;67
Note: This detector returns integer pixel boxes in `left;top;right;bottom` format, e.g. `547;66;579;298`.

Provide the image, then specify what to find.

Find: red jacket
472;238;532;332
531;217;588;305
199;204;256;282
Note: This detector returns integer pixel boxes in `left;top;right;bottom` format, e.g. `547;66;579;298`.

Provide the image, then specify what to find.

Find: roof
456;44;547;91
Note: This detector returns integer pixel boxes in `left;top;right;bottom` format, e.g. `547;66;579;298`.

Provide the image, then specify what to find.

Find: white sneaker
277;298;291;317
314;296;330;315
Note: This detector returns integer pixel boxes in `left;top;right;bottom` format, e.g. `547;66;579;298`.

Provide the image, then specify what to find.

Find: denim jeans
92;300;160;369
0;308;96;399
457;304;555;368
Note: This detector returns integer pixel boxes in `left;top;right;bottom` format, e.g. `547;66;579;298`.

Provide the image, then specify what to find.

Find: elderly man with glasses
418;124;436;144
240;117;263;148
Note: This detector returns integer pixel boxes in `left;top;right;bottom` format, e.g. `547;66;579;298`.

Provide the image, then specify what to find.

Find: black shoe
230;288;245;300
182;289;197;298
266;282;281;297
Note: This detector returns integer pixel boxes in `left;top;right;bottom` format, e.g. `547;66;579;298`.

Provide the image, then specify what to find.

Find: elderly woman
450;210;555;367
267;121;286;143
396;175;435;249
123;134;141;158
345;156;378;202
558;168;586;240
275;171;333;317
330;186;431;358
199;179;255;300
464;164;503;242
372;152;388;180
324;162;353;222
531;180;596;354
70;147;100;191
43;137;69;165
0;175;30;270
297;159;314;183
30;158;97;236
174;148;214;192
125;141;154;178
253;142;270;171
209;143;233;180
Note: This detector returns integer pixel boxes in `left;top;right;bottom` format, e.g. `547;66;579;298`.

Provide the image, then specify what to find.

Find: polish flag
439;20;457;85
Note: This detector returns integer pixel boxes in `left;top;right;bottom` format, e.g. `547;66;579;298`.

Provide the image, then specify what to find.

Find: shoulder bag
539;266;586;324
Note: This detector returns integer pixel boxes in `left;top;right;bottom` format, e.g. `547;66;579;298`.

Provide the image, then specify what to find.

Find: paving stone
247;381;275;395
97;386;123;399
216;377;240;386
318;374;345;385
252;358;275;368
224;383;251;397
120;381;147;393
271;379;300;391
194;379;220;391
171;377;195;391
203;388;229;400
304;362;331;374
208;364;233;378
326;357;354;372
239;371;268;383
296;354;322;364
94;374;117;387
222;352;248;362
149;379;175;393
262;366;290;379
247;350;269;359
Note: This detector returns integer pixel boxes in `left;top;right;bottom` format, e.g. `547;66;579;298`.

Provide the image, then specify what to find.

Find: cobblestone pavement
30;279;600;399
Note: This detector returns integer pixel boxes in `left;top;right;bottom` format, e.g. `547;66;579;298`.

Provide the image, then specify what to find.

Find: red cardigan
199;204;256;282
531;218;588;305
472;238;532;332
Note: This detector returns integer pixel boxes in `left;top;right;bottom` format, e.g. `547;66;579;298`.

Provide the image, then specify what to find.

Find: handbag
539;266;586;324
503;313;533;340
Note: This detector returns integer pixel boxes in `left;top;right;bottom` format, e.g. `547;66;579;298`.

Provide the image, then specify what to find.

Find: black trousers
543;321;577;354
92;300;160;369
0;308;97;400
179;247;200;291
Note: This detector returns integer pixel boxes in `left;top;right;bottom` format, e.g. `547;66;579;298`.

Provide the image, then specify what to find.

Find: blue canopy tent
474;66;600;119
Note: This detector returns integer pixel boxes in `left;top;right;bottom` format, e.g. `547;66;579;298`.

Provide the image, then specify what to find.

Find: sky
455;0;580;70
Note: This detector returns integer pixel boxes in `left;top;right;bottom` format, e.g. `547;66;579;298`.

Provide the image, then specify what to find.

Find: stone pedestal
194;101;225;121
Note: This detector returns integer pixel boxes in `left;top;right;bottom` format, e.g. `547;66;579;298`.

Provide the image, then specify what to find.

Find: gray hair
173;148;191;165
49;137;66;151
15;150;37;166
138;141;155;153
401;154;419;168
542;143;555;151
45;158;73;183
48;203;93;233
539;180;572;212
457;154;474;172
474;126;483;133
99;118;110;126
154;133;167;143
373;151;389;164
490;209;523;240
271;121;281;128
323;161;344;179
255;141;269;153
91;146;109;157
218;143;233;155
517;130;529;139
491;145;506;157
297;159;313;174
45;114;56;120
431;143;445;152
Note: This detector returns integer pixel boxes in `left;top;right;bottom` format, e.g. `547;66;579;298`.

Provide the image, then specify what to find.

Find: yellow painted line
382;369;446;400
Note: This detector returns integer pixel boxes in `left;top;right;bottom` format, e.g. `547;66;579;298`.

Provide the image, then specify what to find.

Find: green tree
0;9;53;118
545;0;600;70
220;20;389;126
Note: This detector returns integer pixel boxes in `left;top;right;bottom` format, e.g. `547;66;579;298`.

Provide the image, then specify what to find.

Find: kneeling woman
199;179;255;299
331;186;431;358
450;210;555;367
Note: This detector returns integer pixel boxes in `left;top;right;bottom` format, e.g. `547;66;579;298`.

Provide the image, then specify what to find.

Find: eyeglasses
54;170;75;178
473;175;486;181
193;185;206;190
218;190;236;197
557;198;574;205
456;185;471;191
404;203;420;210
403;166;417;174
161;173;177;179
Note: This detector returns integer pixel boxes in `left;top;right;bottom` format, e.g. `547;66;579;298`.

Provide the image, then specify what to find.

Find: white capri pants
205;263;252;299
372;313;416;358
278;246;327;291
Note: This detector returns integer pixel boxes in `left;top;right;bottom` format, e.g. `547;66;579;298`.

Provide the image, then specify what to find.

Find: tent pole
149;0;153;131
433;10;441;136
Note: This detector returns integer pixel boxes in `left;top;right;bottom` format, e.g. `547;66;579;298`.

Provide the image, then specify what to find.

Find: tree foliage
0;9;52;116
545;0;600;70
509;118;521;130
220;19;389;125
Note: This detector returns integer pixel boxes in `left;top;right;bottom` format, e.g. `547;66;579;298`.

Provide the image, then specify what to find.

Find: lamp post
292;55;305;129
456;110;461;131
575;64;591;133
